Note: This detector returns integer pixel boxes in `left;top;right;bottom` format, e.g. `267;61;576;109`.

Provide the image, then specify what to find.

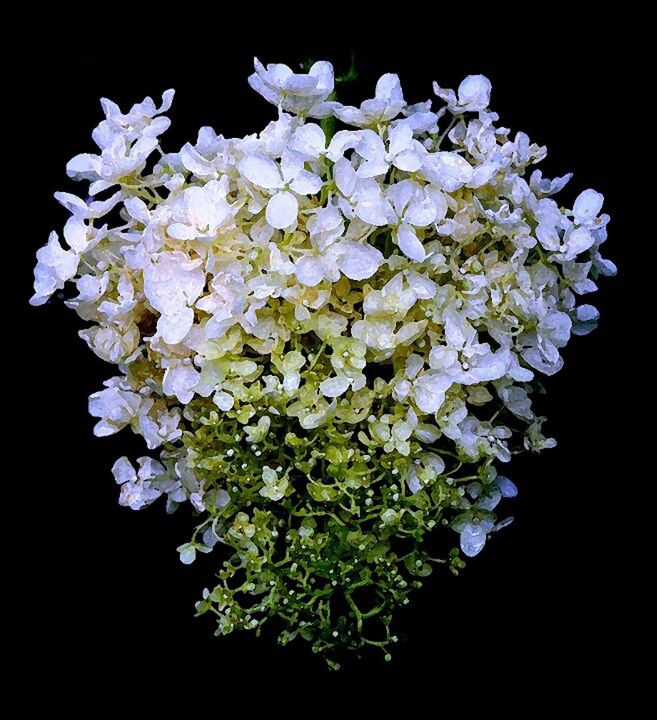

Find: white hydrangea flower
520;310;572;375
428;311;510;385
333;73;405;127
112;456;165;510
406;453;446;493
31;61;614;643
30;232;79;306
88;384;141;437
248;58;335;118
143;252;205;344
572;189;604;227
239;150;323;230
433;74;492;114
67;90;174;193
420;151;474;192
259;466;289;501
387;179;447;261
168;176;237;240
412;372;453;414
458;518;494;557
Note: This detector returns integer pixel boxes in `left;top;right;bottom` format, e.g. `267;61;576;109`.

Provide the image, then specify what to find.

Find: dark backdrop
14;38;638;689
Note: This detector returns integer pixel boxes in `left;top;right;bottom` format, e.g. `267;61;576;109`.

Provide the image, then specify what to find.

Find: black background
13;35;641;692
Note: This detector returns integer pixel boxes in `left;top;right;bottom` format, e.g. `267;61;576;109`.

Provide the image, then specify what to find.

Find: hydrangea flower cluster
31;58;614;668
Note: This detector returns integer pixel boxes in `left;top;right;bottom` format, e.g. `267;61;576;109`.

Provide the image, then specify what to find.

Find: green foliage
181;398;477;669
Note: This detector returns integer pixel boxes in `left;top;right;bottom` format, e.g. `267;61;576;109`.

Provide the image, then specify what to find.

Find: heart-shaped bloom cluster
31;59;613;667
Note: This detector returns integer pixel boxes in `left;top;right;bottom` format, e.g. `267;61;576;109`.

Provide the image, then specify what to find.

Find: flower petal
335;240;384;280
266;191;298;229
319;376;352;397
457;74;492;111
397;224;426;262
239;154;283;189
573;189;604;226
295;256;326;286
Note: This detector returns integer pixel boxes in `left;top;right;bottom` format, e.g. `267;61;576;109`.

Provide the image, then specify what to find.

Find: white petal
334;157;358;196
266;191;298;229
405;192;443;227
309;61;334;93
158;88;175;113
573;189;604;225
179;546;196;565
413;374;450;414
248;72;279;105
536;222;561;251
469;161;499;188
565;227;595;257
397;224;426;262
353;182;390;226
295;256;326;286
326;130;363;161
213;390;235;411
239;154;283;189
335;240;384;280
54;192;89;216
36;231;79;281
319;376;352;397
406;271;436;299
405;354;425;379
289;170;323;196
375;73;404;103
496;476;518;498
426;455;446;475
123;197;150;223
66;153;101;181
157;306;195;345
407;470;423;494
143;253;205;315
168;223;197;240
393;150;422;173
163;363;200;404
285;74;318;94
180;143;216;179
290;124;326;158
421;152;473;191
595;256;617;276
576;304;599;322
63;217;88;252
460;524;487;557
112;457;136;485
457;75;492;111
388;122;413;156
334;105;367;126
387;179;415;216
356;158;390;178
356;130;386;163
433;82;457;107
89;191;122;217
